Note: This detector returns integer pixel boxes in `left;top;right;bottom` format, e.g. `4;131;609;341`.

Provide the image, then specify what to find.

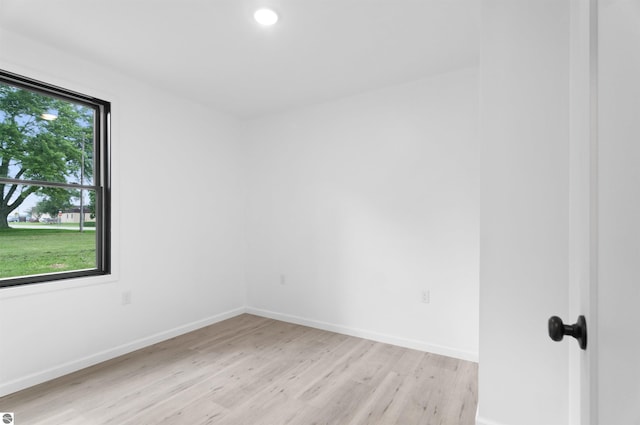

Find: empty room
0;1;638;424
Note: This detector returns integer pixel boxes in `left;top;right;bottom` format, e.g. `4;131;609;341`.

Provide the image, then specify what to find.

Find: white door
477;2;639;423
568;1;640;424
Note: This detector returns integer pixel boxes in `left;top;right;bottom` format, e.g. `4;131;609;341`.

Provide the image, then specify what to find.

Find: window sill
0;272;117;300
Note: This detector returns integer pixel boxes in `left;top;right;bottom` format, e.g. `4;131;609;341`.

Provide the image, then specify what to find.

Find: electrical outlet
421;290;430;304
122;290;132;305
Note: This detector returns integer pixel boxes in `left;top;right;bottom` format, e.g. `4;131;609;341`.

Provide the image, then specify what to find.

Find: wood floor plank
347;370;416;425
0;314;478;425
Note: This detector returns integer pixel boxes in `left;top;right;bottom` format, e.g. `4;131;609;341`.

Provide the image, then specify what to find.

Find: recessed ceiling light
254;8;278;26
41;113;58;121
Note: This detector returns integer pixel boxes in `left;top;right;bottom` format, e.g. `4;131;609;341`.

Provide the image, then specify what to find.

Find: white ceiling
0;0;480;118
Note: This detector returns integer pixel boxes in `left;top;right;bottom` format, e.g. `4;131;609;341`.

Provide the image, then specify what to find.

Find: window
0;70;110;287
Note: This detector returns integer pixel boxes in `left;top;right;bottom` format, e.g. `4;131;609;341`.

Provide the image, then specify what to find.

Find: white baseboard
246;307;478;363
476;413;508;425
0;307;245;397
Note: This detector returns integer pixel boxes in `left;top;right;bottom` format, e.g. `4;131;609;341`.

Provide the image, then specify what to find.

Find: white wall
478;2;570;425
598;1;640;423
243;68;479;361
0;29;246;396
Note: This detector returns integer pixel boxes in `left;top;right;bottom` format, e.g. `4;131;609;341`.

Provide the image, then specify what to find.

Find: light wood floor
0;314;478;425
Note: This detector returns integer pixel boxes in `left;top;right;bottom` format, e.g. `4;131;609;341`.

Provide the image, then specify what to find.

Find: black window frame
0;69;111;288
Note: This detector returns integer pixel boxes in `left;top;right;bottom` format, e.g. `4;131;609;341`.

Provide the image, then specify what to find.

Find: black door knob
548;315;587;350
